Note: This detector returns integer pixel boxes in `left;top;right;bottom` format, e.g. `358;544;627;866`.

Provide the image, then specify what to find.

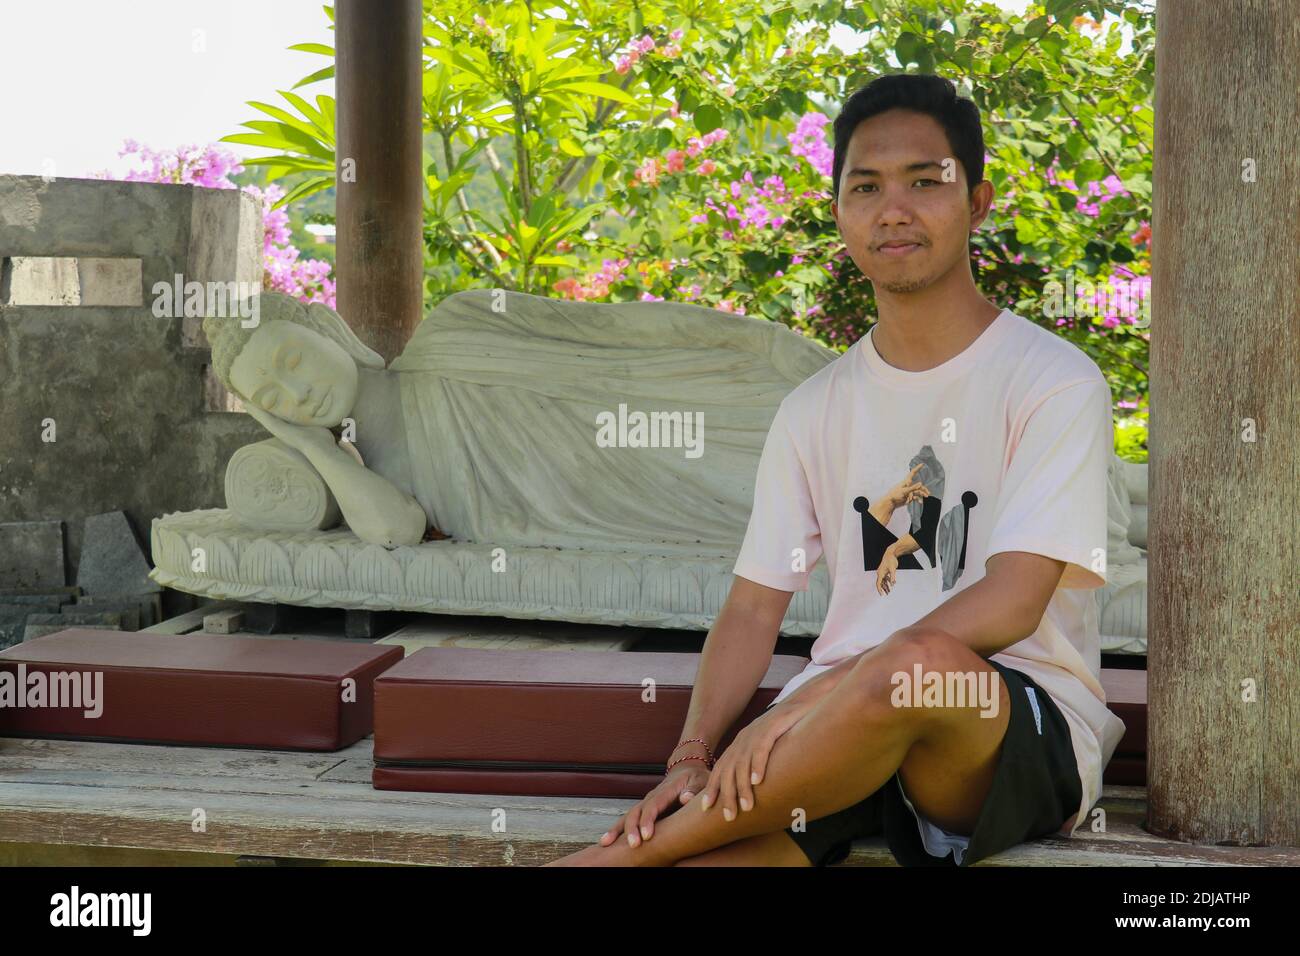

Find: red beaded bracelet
673;736;716;764
666;752;712;772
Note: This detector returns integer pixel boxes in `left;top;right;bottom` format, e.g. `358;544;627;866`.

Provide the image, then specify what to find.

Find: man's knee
843;626;983;715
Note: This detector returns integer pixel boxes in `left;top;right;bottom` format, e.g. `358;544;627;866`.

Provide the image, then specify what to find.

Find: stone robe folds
387;289;834;558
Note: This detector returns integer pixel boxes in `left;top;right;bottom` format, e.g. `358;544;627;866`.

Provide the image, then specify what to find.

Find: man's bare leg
671;829;811;866
547;626;1010;866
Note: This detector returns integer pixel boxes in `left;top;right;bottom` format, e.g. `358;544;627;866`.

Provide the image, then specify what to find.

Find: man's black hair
831;74;986;201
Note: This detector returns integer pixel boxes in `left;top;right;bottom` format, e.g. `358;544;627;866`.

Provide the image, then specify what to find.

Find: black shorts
776;658;1082;867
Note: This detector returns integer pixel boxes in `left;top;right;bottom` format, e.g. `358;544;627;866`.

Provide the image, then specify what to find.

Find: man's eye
854;180;937;192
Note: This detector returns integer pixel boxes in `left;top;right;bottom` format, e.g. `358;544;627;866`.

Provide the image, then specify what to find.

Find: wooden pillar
1148;1;1299;844
335;0;424;363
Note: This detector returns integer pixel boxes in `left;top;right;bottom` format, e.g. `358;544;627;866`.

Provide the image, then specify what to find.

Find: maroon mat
1101;668;1147;785
0;628;403;751
371;649;1147;796
371;648;809;797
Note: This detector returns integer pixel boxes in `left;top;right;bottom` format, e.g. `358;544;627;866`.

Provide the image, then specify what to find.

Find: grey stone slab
22;611;123;642
0;520;65;589
0;592;76;607
77;591;161;627
22;623;121;640
75;511;160;596
63;601;139;631
0;602;61;648
0;586;80;602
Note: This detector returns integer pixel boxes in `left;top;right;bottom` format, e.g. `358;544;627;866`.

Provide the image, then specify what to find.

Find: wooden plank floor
2;736;1296;866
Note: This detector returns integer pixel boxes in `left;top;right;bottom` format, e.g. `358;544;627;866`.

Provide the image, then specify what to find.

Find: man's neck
870;282;1003;374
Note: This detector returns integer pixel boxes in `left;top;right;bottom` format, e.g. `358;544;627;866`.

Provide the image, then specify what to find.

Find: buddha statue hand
245;403;339;458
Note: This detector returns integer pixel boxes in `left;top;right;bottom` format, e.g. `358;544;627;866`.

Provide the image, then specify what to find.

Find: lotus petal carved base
149;509;830;635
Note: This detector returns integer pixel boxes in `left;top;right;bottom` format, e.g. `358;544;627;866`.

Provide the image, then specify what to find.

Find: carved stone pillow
224;438;342;532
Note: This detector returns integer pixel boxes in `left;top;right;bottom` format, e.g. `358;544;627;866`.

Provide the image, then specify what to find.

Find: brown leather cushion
0;628;403;751
372;651;1146;796
371;648;809;796
1100;668;1146;785
373;766;666;798
1101;668;1146;755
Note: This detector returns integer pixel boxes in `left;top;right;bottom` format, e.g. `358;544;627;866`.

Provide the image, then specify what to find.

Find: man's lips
877;241;922;256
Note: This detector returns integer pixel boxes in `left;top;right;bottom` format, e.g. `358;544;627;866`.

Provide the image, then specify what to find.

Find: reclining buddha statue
196;288;834;561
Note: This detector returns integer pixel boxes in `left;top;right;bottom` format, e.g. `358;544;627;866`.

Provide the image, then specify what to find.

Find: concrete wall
0;174;265;584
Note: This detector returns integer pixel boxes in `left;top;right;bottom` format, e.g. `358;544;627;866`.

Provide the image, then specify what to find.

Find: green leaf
694;104;722;134
1075;159;1106;183
236;155;333;173
292;65;335;89
245;102;333;150
895;31;924;66
533;254;581;268
288;43;334;57
279;90;332;139
1014;216;1041;243
551;81;637;105
270;175;334;210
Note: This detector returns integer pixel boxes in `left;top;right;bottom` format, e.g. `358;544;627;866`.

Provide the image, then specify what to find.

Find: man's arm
908;550;1065;656
770;550;1066;711
669;575;793;768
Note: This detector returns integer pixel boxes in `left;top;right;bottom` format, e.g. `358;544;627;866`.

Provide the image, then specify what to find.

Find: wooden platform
2;736;1295;866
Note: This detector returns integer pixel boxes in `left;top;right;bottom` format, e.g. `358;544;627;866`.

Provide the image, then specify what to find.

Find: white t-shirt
732;307;1127;837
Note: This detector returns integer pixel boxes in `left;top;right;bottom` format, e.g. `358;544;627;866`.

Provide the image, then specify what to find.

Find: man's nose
876;188;915;225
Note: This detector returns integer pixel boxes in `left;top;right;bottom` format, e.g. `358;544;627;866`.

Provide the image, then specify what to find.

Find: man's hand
599;760;711;848
696;699;812;822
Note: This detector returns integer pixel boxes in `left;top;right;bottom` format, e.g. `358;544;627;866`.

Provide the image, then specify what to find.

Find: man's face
830;108;994;295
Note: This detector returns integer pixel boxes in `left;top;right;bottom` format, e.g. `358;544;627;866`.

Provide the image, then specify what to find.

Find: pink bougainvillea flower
100;141;334;307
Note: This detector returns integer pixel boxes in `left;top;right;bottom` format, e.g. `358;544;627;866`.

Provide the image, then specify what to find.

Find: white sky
0;0;1061;179
0;0;336;178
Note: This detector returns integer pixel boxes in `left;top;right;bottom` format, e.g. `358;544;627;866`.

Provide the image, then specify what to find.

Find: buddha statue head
203;292;385;426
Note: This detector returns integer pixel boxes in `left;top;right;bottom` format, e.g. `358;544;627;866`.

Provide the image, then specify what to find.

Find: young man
547;73;1125;868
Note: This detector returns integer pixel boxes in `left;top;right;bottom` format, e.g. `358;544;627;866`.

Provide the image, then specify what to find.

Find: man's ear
969;180;996;233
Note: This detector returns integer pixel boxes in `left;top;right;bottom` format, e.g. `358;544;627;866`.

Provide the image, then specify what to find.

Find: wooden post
335;0;424;363
1148;1;1299;844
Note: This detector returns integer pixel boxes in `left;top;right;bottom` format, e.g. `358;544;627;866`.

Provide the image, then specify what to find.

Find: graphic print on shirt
852;444;978;595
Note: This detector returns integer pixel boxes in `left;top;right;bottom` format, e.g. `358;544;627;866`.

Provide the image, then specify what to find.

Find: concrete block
0;520;65;589
1;256;79;305
77;590;162;627
22;610;123;641
0;586;78;606
63;600;139;630
78;257;143;306
202;609;243;634
0;602;61;648
22;622;121;640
